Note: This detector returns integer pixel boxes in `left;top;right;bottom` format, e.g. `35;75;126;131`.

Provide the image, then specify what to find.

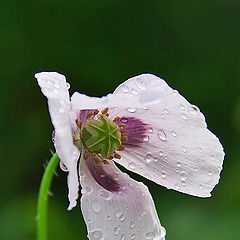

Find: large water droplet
148;127;153;133
127;108;136;113
121;117;128;123
82;185;93;195
160;226;166;238
177;162;181;167
91;200;101;213
66;82;70;89
145;153;153;163
60;161;68;172
128;162;136;170
158;130;166;141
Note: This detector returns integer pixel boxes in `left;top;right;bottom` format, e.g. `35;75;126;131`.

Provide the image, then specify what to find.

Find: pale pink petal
109;73;224;197
35;72;80;210
80;154;166;240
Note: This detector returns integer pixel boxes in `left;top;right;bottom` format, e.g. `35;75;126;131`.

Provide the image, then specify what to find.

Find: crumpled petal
110;73;225;197
80;154;166;240
35;72;80;210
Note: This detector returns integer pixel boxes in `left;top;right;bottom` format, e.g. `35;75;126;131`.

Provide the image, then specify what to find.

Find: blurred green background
0;0;239;239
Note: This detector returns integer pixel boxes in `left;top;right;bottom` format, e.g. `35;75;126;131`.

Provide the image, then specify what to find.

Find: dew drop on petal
160;226;166;238
106;214;112;221
122;84;129;92
135;78;146;90
199;184;204;190
179;104;185;111
182;146;187;153
86;218;93;223
120;233;126;240
98;190;111;200
194;166;198;172
131;89;138;95
145;153;153;163
127;108;136;113
199;147;203;152
180;172;187;181
146;232;154;240
161;171;166;179
148;127;153;133
60;161;68;172
142;106;148;110
128;162;136;170
91;200;101;213
130;221;136;229
159;151;163;157
90;230;103;240
66;82;70;89
177;162;181;167
114;226;120;235
116;211;125;222
163;108;169;114
181;181;186;187
171;130;177;137
174;183;180;190
208;170;213;176
182;113;188;120
143;135;149;142
121;117;128;123
158;130;167;141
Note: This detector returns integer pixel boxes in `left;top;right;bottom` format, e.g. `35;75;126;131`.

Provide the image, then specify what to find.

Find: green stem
37;153;60;240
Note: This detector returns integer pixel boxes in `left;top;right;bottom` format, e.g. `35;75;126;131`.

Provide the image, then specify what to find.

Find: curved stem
37;153;60;240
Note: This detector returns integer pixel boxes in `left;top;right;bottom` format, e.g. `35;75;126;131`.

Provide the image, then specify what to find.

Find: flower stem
37;153;60;240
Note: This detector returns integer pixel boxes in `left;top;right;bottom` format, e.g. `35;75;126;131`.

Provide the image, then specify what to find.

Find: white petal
35;72;80;210
111;73;224;197
80;155;166;240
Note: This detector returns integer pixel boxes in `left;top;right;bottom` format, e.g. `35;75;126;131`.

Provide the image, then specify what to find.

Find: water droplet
121;117;128;123
176;168;179;173
208;170;213;176
128;162;136;170
182;113;188;120
130;221;136;229
146;232;153;240
114;226;120;235
182;146;187;153
180;172;187;181
142;106;148;110
79;171;85;177
199;184;204;190
126;108;136;113
190;105;199;115
199;147;203;152
179;104;185;110
122;84;129;92
82;185;93;195
91;200;101;213
158;130;166;141
131;233;137;239
145;153;153;163
90;230;103;239
194;166;198;172
159;151;163;157
143;135;149;142
174;183;180;190
98;190;111;200
66;82;70;89
163;108;169;114
136;78;146;90
181;181;186;186
106;214;112;221
60;161;68;172
120;233;126;240
131;89;138;95
116;211;125;221
177;162;181;167
86;218;93;223
148;127;153;133
171;130;177;137
161;171;166;179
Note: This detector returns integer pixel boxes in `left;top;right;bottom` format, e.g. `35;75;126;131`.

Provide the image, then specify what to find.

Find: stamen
84;149;88;153
75;119;82;129
83;153;88;160
93;109;99;115
113;116;120;122
121;135;128;141
103;160;110;165
94;157;100;165
86;112;93;119
101;107;109;115
105;113;109;117
120;129;125;133
114;153;121;159
118;145;125;151
79;132;83;138
118;123;126;128
108;156;113;160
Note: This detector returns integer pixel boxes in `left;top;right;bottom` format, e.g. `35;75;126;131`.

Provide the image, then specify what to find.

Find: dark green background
1;0;239;239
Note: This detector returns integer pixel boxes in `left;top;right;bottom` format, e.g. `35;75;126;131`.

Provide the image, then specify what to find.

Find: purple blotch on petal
118;117;148;146
85;154;120;192
78;109;97;127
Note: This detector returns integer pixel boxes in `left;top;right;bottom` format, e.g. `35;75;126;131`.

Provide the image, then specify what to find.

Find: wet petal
80;154;166;240
111;73;224;197
35;72;80;210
